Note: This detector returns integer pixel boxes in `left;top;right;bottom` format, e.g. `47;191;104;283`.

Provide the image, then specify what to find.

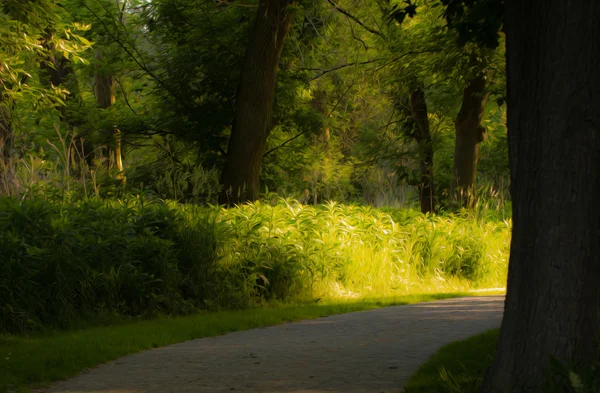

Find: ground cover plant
403;330;600;393
0;194;509;334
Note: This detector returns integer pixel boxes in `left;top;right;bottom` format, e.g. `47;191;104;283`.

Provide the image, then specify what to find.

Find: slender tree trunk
450;72;488;207
40;34;94;171
219;0;295;205
409;88;435;214
0;97;11;164
0;93;13;195
94;48;125;180
0;74;15;195
310;88;331;204
480;1;600;392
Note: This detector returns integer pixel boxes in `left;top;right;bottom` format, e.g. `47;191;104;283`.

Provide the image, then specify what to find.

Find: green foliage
544;357;600;393
0;195;221;332
404;329;600;393
440;0;504;48
1;194;509;334
1;0;510;210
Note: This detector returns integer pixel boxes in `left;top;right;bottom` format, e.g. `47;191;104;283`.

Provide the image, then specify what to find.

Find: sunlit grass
0;293;484;393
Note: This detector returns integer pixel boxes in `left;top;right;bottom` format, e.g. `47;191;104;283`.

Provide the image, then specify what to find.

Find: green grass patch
403;329;600;393
0;293;479;393
403;329;500;393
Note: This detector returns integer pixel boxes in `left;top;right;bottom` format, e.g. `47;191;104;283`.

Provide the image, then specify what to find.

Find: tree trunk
480;1;600;392
40;34;94;171
94;48;125;179
0;97;11;164
450;72;488;207
309;87;331;204
409;88;435;214
219;0;295;205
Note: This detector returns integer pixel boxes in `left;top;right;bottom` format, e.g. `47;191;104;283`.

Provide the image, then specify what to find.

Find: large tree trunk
409;88;435;214
480;1;600;392
449;72;488;207
219;0;295;205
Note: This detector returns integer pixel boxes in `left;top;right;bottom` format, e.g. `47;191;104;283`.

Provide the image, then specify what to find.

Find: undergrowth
403;329;600;393
0;194;510;334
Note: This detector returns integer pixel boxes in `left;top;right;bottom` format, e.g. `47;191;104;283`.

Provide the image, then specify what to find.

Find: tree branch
263;78;356;157
299;58;383;80
326;0;384;38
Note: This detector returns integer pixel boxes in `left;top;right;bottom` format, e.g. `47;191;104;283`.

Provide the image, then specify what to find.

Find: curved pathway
46;296;504;393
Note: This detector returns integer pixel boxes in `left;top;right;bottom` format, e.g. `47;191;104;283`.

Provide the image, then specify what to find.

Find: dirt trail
46;296;504;393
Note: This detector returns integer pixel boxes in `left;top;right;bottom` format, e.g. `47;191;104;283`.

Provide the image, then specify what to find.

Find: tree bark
480;1;600;392
308;87;331;205
0;96;11;165
409;88;435;214
40;33;94;171
0;104;12;195
219;0;295;205
94;48;125;179
450;72;488;207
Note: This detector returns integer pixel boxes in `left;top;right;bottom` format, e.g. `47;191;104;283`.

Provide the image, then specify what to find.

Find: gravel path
46;296;504;393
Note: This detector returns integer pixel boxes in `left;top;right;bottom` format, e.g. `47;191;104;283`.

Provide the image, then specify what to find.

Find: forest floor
40;296;504;393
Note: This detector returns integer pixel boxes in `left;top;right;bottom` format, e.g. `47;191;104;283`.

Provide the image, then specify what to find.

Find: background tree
219;0;297;204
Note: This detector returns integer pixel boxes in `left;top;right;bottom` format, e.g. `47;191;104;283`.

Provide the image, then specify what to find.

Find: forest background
0;0;510;334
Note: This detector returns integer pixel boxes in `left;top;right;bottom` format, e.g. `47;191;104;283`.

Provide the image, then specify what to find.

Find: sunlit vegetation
1;0;511;343
2;0;512;360
1;194;509;334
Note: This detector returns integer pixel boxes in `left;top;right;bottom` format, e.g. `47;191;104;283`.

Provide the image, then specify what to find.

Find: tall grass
0;195;510;334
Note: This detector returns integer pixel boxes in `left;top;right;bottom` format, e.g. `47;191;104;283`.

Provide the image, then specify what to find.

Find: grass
0;292;496;393
402;329;500;393
1;195;510;334
403;328;600;393
0;193;510;392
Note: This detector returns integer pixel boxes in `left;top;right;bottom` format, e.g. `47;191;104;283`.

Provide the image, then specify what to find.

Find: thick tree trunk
409;88;435;214
219;0;295;205
449;72;488;207
480;1;600;392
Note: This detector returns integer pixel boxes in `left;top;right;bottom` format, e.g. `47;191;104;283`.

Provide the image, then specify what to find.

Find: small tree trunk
409;88;435;214
480;1;600;392
450;72;488;207
310;87;331;204
219;0;295;205
0;97;11;164
0;93;13;195
94;48;125;180
40;34;94;172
